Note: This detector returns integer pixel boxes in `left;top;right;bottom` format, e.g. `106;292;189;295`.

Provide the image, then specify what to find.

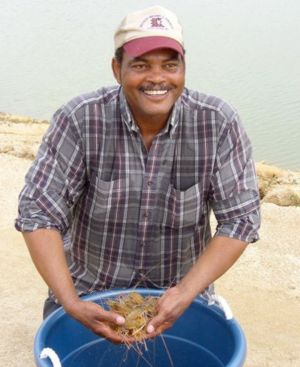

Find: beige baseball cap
114;5;184;57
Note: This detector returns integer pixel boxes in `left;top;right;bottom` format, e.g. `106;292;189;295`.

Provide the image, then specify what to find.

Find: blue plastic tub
34;289;246;367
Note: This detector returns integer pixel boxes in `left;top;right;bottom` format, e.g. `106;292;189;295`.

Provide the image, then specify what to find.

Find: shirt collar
119;88;135;131
119;87;182;135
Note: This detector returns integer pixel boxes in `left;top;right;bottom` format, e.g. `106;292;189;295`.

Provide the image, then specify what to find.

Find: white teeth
144;90;168;96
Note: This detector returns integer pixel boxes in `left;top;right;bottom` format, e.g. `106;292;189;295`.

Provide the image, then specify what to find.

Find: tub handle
208;294;233;320
40;347;62;367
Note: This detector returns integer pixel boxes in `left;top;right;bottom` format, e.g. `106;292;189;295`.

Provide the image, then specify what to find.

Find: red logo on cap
151;17;164;28
140;15;172;30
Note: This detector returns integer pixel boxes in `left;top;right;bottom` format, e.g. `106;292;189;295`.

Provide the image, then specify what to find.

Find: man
16;6;260;343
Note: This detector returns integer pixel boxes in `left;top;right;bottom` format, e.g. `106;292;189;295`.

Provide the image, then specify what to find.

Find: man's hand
146;285;194;337
146;236;247;337
65;299;136;344
23;229;136;344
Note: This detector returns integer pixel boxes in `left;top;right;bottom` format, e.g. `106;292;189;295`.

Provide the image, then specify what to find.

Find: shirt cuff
214;209;260;243
15;218;61;233
15;190;70;234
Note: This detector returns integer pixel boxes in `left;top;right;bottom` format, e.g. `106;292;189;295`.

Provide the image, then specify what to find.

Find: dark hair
114;47;124;64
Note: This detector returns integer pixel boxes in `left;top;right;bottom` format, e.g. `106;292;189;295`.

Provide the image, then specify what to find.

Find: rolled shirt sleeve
15;107;86;234
210;113;261;243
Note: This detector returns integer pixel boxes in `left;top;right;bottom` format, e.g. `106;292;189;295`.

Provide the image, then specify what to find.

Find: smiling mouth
142;89;168;96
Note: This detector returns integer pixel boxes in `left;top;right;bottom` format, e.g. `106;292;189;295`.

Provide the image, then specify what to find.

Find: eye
164;63;179;71
131;63;147;70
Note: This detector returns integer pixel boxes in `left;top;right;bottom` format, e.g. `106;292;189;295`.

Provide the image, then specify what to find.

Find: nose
146;66;166;84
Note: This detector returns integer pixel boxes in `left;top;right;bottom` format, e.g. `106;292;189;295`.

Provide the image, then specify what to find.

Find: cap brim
123;36;184;57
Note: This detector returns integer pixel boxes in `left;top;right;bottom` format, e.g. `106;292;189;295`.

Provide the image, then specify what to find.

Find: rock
256;162;300;206
263;186;300;206
255;162;284;199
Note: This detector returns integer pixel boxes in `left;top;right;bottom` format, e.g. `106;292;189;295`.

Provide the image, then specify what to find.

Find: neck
137;115;167;134
134;114;169;150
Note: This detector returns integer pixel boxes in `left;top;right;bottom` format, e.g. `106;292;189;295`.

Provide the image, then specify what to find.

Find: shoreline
0;114;299;366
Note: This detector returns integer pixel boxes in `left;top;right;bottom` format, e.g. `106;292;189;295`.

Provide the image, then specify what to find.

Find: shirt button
144;211;149;219
140;242;145;247
147;181;153;187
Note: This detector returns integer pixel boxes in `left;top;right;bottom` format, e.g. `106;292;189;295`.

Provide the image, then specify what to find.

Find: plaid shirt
16;86;260;297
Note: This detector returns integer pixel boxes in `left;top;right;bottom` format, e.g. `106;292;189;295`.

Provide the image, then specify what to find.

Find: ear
112;58;122;84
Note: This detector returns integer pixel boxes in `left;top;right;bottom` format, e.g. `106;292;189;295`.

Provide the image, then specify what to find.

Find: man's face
112;48;185;126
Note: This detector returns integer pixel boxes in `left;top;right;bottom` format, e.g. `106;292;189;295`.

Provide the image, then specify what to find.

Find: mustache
140;85;170;91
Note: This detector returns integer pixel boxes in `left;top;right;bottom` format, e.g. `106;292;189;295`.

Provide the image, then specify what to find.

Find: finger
93;322;130;344
145;322;171;339
146;312;171;335
95;306;125;326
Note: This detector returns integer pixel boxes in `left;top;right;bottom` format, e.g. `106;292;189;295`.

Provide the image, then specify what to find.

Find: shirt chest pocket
91;177;127;217
90;175;142;223
161;183;204;229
